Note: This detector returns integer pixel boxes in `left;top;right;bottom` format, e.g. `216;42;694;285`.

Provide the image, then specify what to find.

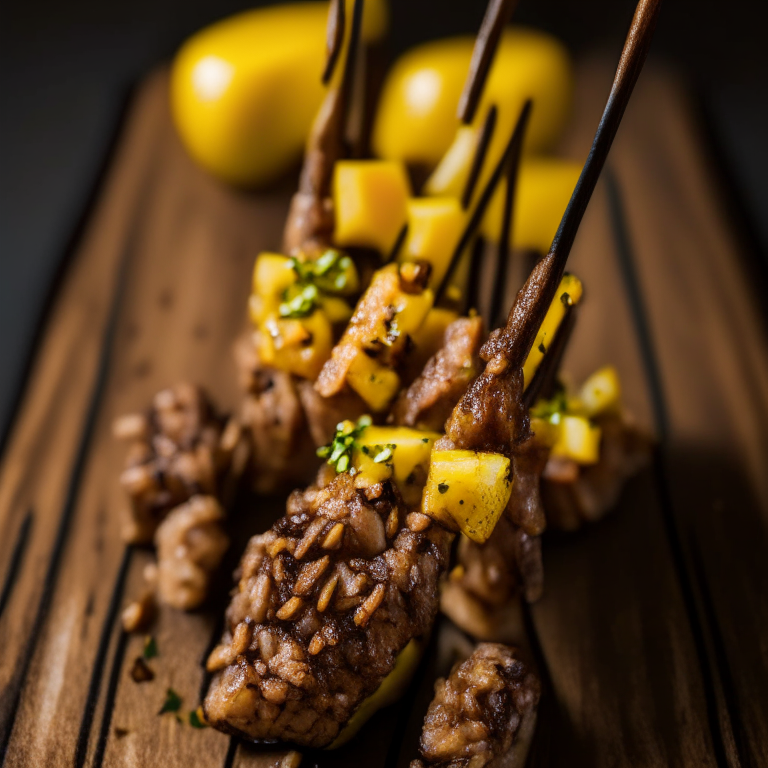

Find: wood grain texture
0;60;765;768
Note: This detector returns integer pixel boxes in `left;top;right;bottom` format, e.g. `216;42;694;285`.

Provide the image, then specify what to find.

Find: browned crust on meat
154;495;229;610
114;383;233;543
283;80;346;255
390;316;484;432
315;266;403;398
204;470;452;747
412;643;540;768
296;379;368;448
235;335;318;494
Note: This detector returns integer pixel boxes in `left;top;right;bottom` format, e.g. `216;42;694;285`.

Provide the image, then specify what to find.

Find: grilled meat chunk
391;316;484;432
154;495;229;610
441;515;542;643
204;470;452;747
296;380;368;448
236;334;367;492
114;383;238;543
411;643;539;768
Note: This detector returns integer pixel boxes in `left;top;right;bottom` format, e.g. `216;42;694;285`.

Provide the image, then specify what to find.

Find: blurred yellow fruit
373;28;573;168
171;0;388;187
333;160;411;255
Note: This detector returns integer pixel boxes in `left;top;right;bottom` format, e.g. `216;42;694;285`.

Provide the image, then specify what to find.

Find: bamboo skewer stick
458;0;520;124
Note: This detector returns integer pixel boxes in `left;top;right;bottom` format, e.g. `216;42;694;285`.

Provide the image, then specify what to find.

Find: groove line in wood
92;628;130;768
75;545;133;768
0;511;32;622
606;168;734;768
223;737;238;768
0;158;154;764
688;535;754;768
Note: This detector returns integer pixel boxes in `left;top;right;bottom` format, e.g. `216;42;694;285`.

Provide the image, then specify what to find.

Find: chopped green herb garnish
373;445;395;463
317;415;372;474
421;437;430;443
437;483;449;494
159;688;182;715
538;341;547;354
143;636;158;660
279;283;319;319
189;710;207;729
560;291;572;306
277;250;355;318
530;383;570;422
291;250;355;293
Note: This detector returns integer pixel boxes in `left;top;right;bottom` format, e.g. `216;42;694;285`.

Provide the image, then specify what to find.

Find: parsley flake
538;341;547;354
317;415;372;474
158;688;182;715
438;483;449;494
143;635;158;660
189;709;207;729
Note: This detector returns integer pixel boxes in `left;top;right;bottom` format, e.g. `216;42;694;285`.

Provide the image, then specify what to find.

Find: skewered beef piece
391;316;485;432
282;0;363;255
114;383;241;544
411;643;539;768
204;468;452;747
542;412;651;531
441;517;541;644
235;335;367;493
154;495;230;610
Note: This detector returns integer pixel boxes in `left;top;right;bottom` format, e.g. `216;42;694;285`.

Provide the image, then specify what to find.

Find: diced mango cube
253;252;296;298
578;365;621;417
346;352;402;412
320;295;354;325
258;309;333;380
522;272;583;388
423;125;477;199
391;285;435;337
401;197;466;287
413;307;459;352
551;415;601;464
354;426;439;503
333;161;411;255
422;450;512;543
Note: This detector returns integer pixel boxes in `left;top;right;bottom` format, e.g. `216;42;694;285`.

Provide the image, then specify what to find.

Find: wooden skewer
497;0;663;371
461;105;498;211
322;0;346;85
464;235;486;318
457;0;519;124
549;0;663;281
435;99;532;304
339;0;365;131
489;101;528;326
523;305;577;407
385;223;409;264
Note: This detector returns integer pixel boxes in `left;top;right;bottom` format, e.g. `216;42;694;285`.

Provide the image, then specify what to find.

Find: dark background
1;0;767;443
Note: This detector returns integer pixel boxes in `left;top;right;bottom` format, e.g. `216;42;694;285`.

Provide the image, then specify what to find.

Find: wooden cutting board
0;58;766;768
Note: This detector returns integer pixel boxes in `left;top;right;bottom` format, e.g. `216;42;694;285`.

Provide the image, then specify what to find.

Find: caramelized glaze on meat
391;316;484;432
411;643;539;768
204;469;452;747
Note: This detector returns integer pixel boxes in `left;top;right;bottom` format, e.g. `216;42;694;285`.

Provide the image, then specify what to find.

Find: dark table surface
1;0;767;444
